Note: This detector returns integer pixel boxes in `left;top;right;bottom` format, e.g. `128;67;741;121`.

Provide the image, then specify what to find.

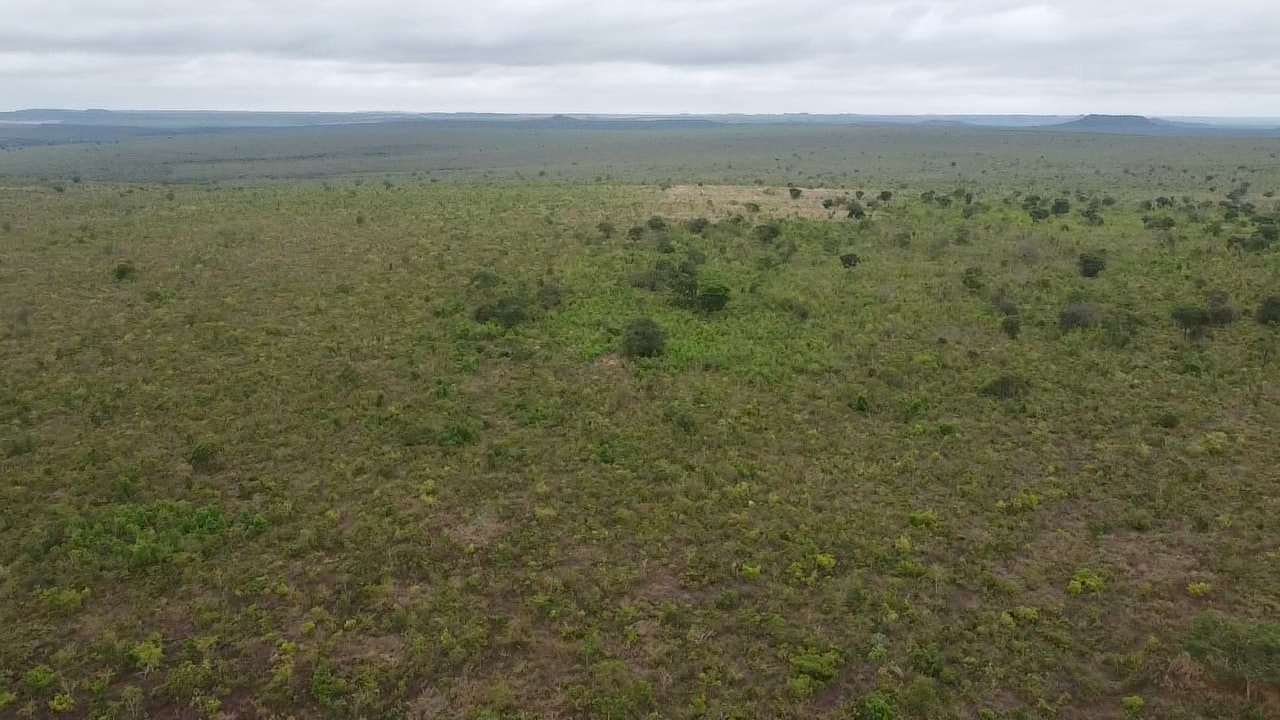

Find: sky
3;1;1280;116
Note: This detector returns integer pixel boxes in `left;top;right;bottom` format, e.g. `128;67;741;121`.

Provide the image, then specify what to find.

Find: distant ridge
1028;114;1272;137
3;109;1279;139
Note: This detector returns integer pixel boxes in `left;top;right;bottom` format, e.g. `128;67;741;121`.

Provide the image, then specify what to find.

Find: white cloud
2;0;1278;114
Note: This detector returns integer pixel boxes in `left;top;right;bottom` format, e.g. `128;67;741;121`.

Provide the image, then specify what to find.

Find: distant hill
1029;114;1279;137
1057;114;1160;132
511;114;720;130
3;110;1278;143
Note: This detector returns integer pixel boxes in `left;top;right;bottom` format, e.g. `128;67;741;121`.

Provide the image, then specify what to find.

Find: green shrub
1174;298;1236;338
980;374;1030;400
754;222;782;244
473;296;529;328
1258;296;1280;325
686;217;710;234
188;441;223;474
130;637;164;672
773;297;810;320
1067;569;1106;595
840;253;861;268
23;665;57;692
1001;315;1022;339
628;268;663;291
114;262;137;282
4;432;35;457
991;292;1020;317
1182;611;1280;691
961;267;986;292
646;215;668;231
536;281;566;310
621;319;666;358
1172;306;1212;338
694;283;730;313
854;692;898;720
1059;302;1105;332
1078;251;1107;277
787;649;841;698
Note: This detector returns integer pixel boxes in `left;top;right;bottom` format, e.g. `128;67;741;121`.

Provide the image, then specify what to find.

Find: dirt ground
655;184;856;221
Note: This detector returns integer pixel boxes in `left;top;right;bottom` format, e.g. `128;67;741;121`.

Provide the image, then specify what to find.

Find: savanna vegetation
1;126;1279;719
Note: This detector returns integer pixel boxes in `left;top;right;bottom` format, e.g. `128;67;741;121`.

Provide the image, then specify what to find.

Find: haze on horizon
3;0;1280;117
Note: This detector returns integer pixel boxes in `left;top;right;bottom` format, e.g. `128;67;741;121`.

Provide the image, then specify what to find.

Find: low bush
114;262;137;282
474;295;530;328
1059;302;1105;332
1001;315;1022;339
980;374;1030;400
991;292;1020;317
754;222;782;244
621;318;666;358
1182;611;1280;691
961;267;986;293
694;283;730;313
1258;295;1280;325
1078;251;1107;278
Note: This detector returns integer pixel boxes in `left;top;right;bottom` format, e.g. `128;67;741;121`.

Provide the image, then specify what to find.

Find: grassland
1;128;1279;719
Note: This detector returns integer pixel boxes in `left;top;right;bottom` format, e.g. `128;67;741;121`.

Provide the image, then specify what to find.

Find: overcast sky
3;1;1279;116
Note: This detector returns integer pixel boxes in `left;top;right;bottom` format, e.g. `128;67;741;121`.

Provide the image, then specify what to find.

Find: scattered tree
621;318;666;358
1258;296;1280;325
1078;252;1107;278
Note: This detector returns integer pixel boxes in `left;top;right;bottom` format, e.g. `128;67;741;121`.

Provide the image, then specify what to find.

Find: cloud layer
4;1;1279;114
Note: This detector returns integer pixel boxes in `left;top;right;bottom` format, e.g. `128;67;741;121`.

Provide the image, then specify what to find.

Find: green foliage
1182;612;1280;688
113;261;138;282
788;648;841;697
310;666;347;707
694;282;730;313
753;222;782;244
473;295;530;328
1258;296;1280;325
1077;251;1107;277
1059;302;1106;332
130;637;164;672
961;267;986;292
48;693;75;713
4;431;35;457
788;187;803;199
1067;569;1106;596
23;665;57;692
980;374;1030;400
1122;695;1145;720
1001;315;1022;339
621;318;666;358
854;692;899;720
188;440;223;473
36;586;90;613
